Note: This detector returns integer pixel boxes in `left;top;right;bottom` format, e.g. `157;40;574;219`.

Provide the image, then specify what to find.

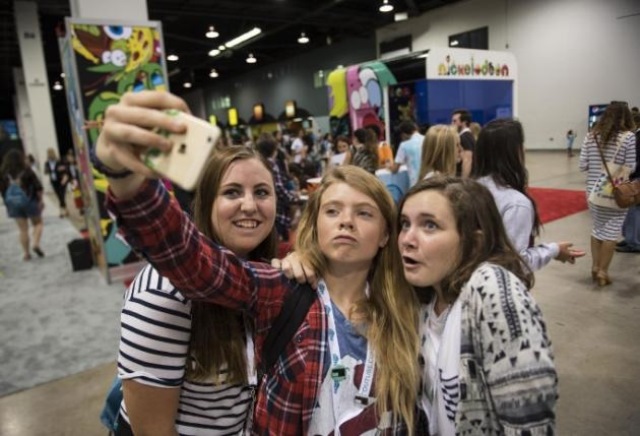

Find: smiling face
317;182;389;270
398;190;461;290
211;158;276;257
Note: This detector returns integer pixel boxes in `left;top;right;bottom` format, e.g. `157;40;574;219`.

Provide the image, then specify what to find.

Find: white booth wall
376;0;640;150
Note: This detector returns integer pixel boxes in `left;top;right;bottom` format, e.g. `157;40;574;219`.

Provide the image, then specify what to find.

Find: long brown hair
187;146;278;384
295;166;420;430
471;118;542;239
593;101;634;144
399;176;533;305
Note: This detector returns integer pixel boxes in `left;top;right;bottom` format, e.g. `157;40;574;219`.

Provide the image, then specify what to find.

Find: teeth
235;220;258;229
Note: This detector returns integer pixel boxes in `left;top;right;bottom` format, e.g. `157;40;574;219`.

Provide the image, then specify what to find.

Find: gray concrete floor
0;151;638;435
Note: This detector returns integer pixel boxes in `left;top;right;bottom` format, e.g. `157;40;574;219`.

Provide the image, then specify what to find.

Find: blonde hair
469;122;482;140
295;166;419;431
419;125;459;180
46;148;58;160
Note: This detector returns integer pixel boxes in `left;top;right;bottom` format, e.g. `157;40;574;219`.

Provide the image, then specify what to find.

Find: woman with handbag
579;101;637;286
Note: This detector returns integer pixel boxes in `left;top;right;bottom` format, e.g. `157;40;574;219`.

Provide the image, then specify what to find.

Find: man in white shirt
390;121;424;187
290;129;305;164
451;109;475;177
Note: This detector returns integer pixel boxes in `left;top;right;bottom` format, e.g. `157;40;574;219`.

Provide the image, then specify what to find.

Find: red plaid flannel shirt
107;179;328;435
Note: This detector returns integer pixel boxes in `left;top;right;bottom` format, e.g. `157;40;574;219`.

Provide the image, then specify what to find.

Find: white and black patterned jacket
420;263;558;435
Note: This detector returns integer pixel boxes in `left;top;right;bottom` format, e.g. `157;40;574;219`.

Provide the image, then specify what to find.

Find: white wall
377;0;640;149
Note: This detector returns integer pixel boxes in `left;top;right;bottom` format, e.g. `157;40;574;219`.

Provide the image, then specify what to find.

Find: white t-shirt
395;132;424;187
329;152;347;168
419;299;461;436
308;281;392;435
291;137;304;163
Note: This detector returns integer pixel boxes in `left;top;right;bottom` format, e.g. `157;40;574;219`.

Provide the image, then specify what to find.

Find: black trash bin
67;238;93;271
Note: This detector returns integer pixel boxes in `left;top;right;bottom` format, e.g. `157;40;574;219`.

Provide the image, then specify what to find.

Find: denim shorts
6;198;41;219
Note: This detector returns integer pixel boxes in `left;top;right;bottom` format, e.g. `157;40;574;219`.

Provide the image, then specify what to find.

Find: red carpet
528;187;588;224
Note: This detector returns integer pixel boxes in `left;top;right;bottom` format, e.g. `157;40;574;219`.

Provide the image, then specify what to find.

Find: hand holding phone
143;110;221;191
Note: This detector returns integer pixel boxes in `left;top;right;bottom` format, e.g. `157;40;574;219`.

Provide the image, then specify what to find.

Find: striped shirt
579;131;637;193
118;264;253;435
579;131;637;240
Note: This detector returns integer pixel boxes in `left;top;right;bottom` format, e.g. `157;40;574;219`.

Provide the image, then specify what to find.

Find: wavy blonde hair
295;166;419;431
418;124;459;180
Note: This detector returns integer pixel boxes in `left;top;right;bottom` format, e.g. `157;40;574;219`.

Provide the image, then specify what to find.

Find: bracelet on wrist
90;149;133;179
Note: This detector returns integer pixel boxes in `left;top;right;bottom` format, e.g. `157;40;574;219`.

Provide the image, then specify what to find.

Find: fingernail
172;120;186;131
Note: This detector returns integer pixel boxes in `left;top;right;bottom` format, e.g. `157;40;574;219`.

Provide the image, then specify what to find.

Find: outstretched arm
98;91;288;316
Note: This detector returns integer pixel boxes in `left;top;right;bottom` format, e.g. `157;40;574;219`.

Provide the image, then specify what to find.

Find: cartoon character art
70;23;168;269
72;25;166;96
345;62;397;137
326;68;350;138
310;355;392;435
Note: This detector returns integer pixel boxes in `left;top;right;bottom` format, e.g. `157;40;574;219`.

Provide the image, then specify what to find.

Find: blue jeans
622;205;640;249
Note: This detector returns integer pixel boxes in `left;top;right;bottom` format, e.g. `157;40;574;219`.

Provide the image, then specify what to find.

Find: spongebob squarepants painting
67;20;167;278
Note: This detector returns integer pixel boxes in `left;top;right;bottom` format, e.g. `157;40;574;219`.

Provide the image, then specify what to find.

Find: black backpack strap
260;282;316;377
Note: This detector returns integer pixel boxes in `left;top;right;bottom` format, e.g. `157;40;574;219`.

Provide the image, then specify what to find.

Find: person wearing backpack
1;149;44;261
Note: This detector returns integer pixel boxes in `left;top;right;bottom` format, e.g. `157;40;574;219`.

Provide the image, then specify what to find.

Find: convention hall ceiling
0;0;461;118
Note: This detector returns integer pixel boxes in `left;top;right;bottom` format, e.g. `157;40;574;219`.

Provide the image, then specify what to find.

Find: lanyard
243;315;257;387
242;316;257;435
317;280;376;409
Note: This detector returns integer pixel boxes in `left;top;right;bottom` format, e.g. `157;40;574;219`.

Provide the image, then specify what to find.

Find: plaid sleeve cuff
105;178;173;252
106;178;168;222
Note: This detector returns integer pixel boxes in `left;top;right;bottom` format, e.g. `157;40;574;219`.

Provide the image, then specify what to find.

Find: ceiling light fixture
60;72;66;78
52;81;63;91
209;68;219;78
297;32;309;44
206;26;219;39
208;49;221;57
183;81;192;88
225;27;262;48
394;11;408;21
246;53;257;64
379;0;394;13
219;45;226;51
167;53;179;61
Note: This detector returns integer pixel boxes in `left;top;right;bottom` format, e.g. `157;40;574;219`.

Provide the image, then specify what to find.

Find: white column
12;68;35;163
69;0;148;20
14;1;58;177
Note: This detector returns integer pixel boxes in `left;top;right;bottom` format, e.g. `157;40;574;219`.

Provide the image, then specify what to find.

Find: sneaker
33;247;45;257
615;244;640;253
616;240;628;248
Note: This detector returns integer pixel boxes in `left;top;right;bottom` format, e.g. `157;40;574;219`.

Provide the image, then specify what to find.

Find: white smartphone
143;110;221;191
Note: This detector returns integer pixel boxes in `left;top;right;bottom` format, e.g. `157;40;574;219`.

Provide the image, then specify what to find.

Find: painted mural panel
342;62;396;138
65;19;168;281
59;36;108;277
